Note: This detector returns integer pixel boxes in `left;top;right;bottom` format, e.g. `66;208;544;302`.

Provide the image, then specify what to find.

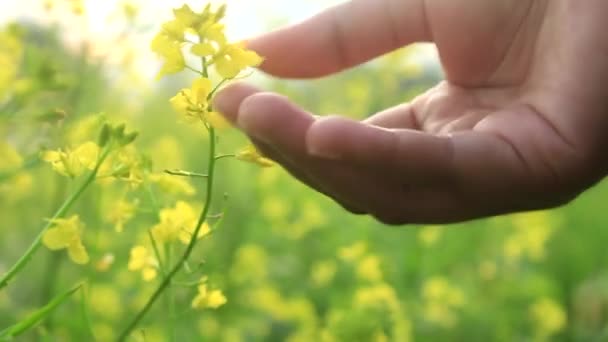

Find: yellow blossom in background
89;284;123;319
261;195;289;222
41;141;100;178
105;199;138;232
248;286;317;332
151;201;209;245
192;283;227;310
0;25;23;100
65;115;105;146
100;146;144;189
150;30;185;79
69;0;85;15
338;241;367;263
0;142;23;172
529;297;567;339
300;200;328;227
179;221;211;245
149;136;184;169
236;145;273;167
0;172;34;200
230;244;269;284
310;260;337;287
504;211;556;264
42;215;89;264
418;225;442;247
356;255;383;283
355;283;400;311
128;245;158;281
149;173;196;196
421;277;465;328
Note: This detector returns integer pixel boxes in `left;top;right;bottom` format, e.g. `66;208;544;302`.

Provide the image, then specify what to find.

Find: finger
364;102;420;129
213;82;261;124
250;137;366;214
305;116;455;183
233;93;401;214
215;85;368;213
248;0;430;78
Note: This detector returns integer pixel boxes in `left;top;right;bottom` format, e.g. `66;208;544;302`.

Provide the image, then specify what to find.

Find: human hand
214;0;608;224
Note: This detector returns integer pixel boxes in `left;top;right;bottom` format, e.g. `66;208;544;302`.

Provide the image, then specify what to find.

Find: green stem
148;230;166;277
118;128;217;341
164;169;208;178
166;244;176;342
0;147;111;290
215;154;236;161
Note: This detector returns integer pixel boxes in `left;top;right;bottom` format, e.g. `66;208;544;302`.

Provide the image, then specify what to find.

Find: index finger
249;0;430;78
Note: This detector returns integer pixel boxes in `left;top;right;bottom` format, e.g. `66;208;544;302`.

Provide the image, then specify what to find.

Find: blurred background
1;0;608;341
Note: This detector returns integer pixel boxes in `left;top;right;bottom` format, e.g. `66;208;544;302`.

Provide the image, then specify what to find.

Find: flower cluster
151;4;262;79
41;142;99;178
151;4;262;128
128;246;159;281
192;278;227;310
42;215;89;264
151;201;211;245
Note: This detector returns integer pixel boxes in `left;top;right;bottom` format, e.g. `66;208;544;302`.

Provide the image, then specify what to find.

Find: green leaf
0;282;83;339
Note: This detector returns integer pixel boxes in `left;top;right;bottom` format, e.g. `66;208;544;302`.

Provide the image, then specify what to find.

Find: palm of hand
215;0;608;224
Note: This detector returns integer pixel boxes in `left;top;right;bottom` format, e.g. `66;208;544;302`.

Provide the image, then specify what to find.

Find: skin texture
213;0;608;224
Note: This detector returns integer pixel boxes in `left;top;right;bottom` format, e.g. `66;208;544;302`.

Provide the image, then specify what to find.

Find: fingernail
305;118;342;160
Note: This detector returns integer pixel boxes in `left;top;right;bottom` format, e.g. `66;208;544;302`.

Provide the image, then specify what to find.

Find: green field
1;2;607;341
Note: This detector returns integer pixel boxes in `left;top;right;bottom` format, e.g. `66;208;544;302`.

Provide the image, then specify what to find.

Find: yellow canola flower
70;0;85;15
150;29;185;79
0;142;23;172
106;146;145;189
211;42;263;79
41;141;99;178
192;283;227;309
106;199;138;232
236;144;273;168
42;215;89;264
421;276;465;328
170;78;230;129
356;255;383;283
151;201;210;245
171;78;212;120
529;297;566;338
355;283;400;310
151;4;227;80
338;241;367;262
310;260;337;287
418;225;442;247
128;246;158;281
